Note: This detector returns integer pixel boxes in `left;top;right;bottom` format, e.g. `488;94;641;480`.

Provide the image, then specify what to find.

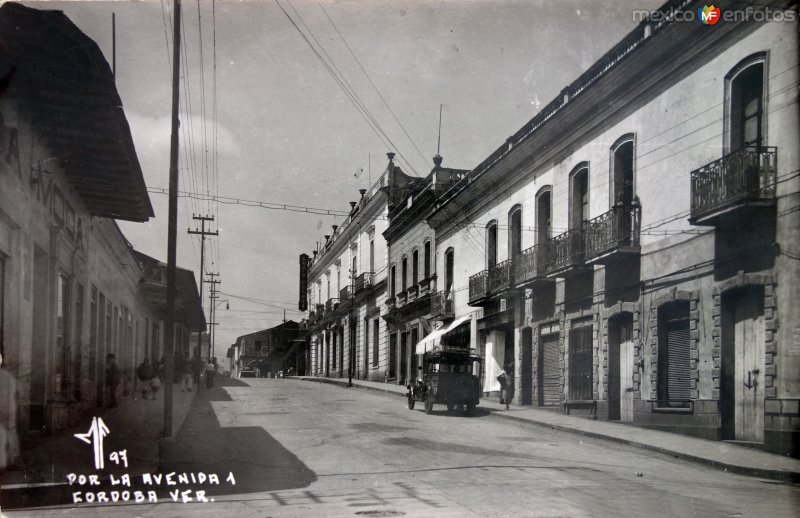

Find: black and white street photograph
0;0;799;516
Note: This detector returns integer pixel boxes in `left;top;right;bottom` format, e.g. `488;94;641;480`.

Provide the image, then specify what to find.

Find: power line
318;1;429;172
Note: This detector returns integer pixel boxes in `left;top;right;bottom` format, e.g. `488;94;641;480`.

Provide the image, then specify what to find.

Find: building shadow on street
158;377;317;497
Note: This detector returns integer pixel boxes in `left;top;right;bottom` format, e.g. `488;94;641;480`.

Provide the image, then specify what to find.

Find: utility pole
188;215;217;359
206;273;220;360
164;0;182;439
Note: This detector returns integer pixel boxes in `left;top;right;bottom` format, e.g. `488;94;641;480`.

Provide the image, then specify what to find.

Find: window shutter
541;334;560;406
666;320;691;403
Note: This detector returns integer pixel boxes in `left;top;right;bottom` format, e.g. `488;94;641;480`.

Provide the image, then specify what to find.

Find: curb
299;376;800;484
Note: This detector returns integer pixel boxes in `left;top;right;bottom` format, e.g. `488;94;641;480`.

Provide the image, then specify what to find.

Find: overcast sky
25;0;663;352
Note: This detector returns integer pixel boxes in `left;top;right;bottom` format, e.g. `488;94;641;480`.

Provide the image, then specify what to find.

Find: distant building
234;321;300;377
301;159;390;381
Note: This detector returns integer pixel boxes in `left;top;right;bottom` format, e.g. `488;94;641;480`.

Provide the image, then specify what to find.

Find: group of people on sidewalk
175;354;218;392
102;353;220;407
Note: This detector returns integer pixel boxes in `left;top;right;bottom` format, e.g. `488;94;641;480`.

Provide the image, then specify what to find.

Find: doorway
538;331;560;407
520;327;533;405
608;313;634;421
399;331;408;384
721;286;765;442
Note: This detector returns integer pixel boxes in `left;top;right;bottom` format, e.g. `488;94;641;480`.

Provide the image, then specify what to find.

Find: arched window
412;249;419;285
508;205;522;258
445;248;454;293
424;240;432;279
611;135;635;206
401;256;408;291
486;221;498;269
726;54;767;152
569;164;589;230
536;186;552;246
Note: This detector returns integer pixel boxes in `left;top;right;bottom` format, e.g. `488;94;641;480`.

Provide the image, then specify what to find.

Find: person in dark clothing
136;358;155;400
105;354;120;408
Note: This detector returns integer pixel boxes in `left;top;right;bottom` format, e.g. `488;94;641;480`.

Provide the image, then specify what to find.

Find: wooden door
734;293;765;442
620;339;634;422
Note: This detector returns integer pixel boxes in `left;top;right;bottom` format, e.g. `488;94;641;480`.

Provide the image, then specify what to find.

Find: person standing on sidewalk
180;354;193;392
191;354;203;389
105;354;120;408
205;358;217;389
136;358;154;400
501;364;515;410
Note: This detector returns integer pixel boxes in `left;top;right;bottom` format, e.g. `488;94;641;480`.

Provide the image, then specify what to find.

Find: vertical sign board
299;253;309;311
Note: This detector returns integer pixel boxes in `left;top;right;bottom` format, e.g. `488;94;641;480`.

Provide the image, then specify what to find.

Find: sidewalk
299;376;800;483
2;380;197;493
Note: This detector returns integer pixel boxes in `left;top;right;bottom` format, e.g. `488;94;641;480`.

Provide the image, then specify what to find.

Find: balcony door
729;61;764;152
612;139;634;206
570;167;589;230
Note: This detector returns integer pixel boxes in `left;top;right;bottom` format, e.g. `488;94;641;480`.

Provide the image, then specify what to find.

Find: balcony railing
386;296;396;310
340;286;351;301
545;229;584;276
430;290;454;320
468;270;489;304
584;203;641;262
397;290;408;306
407;284;419;301
515;244;547;286
315;303;325;318
488;258;514;294
690;147;777;224
325;298;339;313
354;272;373;293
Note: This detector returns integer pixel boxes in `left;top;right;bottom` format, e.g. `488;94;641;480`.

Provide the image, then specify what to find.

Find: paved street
4;378;798;517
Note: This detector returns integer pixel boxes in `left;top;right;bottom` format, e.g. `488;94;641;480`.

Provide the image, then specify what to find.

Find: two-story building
428;0;798;455
382;154;468;384
302;162;390;382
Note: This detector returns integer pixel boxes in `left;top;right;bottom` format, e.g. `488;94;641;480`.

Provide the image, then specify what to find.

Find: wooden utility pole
164;0;182;439
188;215;217;358
206;273;220;359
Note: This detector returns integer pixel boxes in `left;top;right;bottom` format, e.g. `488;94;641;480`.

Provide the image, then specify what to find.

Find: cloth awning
415;315;471;355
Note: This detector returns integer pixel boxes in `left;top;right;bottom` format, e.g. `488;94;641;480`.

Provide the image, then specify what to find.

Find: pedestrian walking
497;364;515;410
136;357;154;400
205;357;217;389
180;354;193;392
105;354;120;408
191;354;203;388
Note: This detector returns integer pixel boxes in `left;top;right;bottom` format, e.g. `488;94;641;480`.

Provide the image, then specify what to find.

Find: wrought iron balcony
515;244;547;287
430;290;454;320
488;258;514;295
325;298;339;313
354;272;373;293
468;270;489;305
545;229;585;277
690;147;777;225
340;286;351;301
584;203;641;264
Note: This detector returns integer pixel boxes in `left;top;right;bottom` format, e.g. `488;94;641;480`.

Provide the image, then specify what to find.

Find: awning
415;315;471;355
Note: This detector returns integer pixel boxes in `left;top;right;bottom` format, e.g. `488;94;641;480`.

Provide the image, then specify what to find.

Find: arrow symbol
74;417;110;470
